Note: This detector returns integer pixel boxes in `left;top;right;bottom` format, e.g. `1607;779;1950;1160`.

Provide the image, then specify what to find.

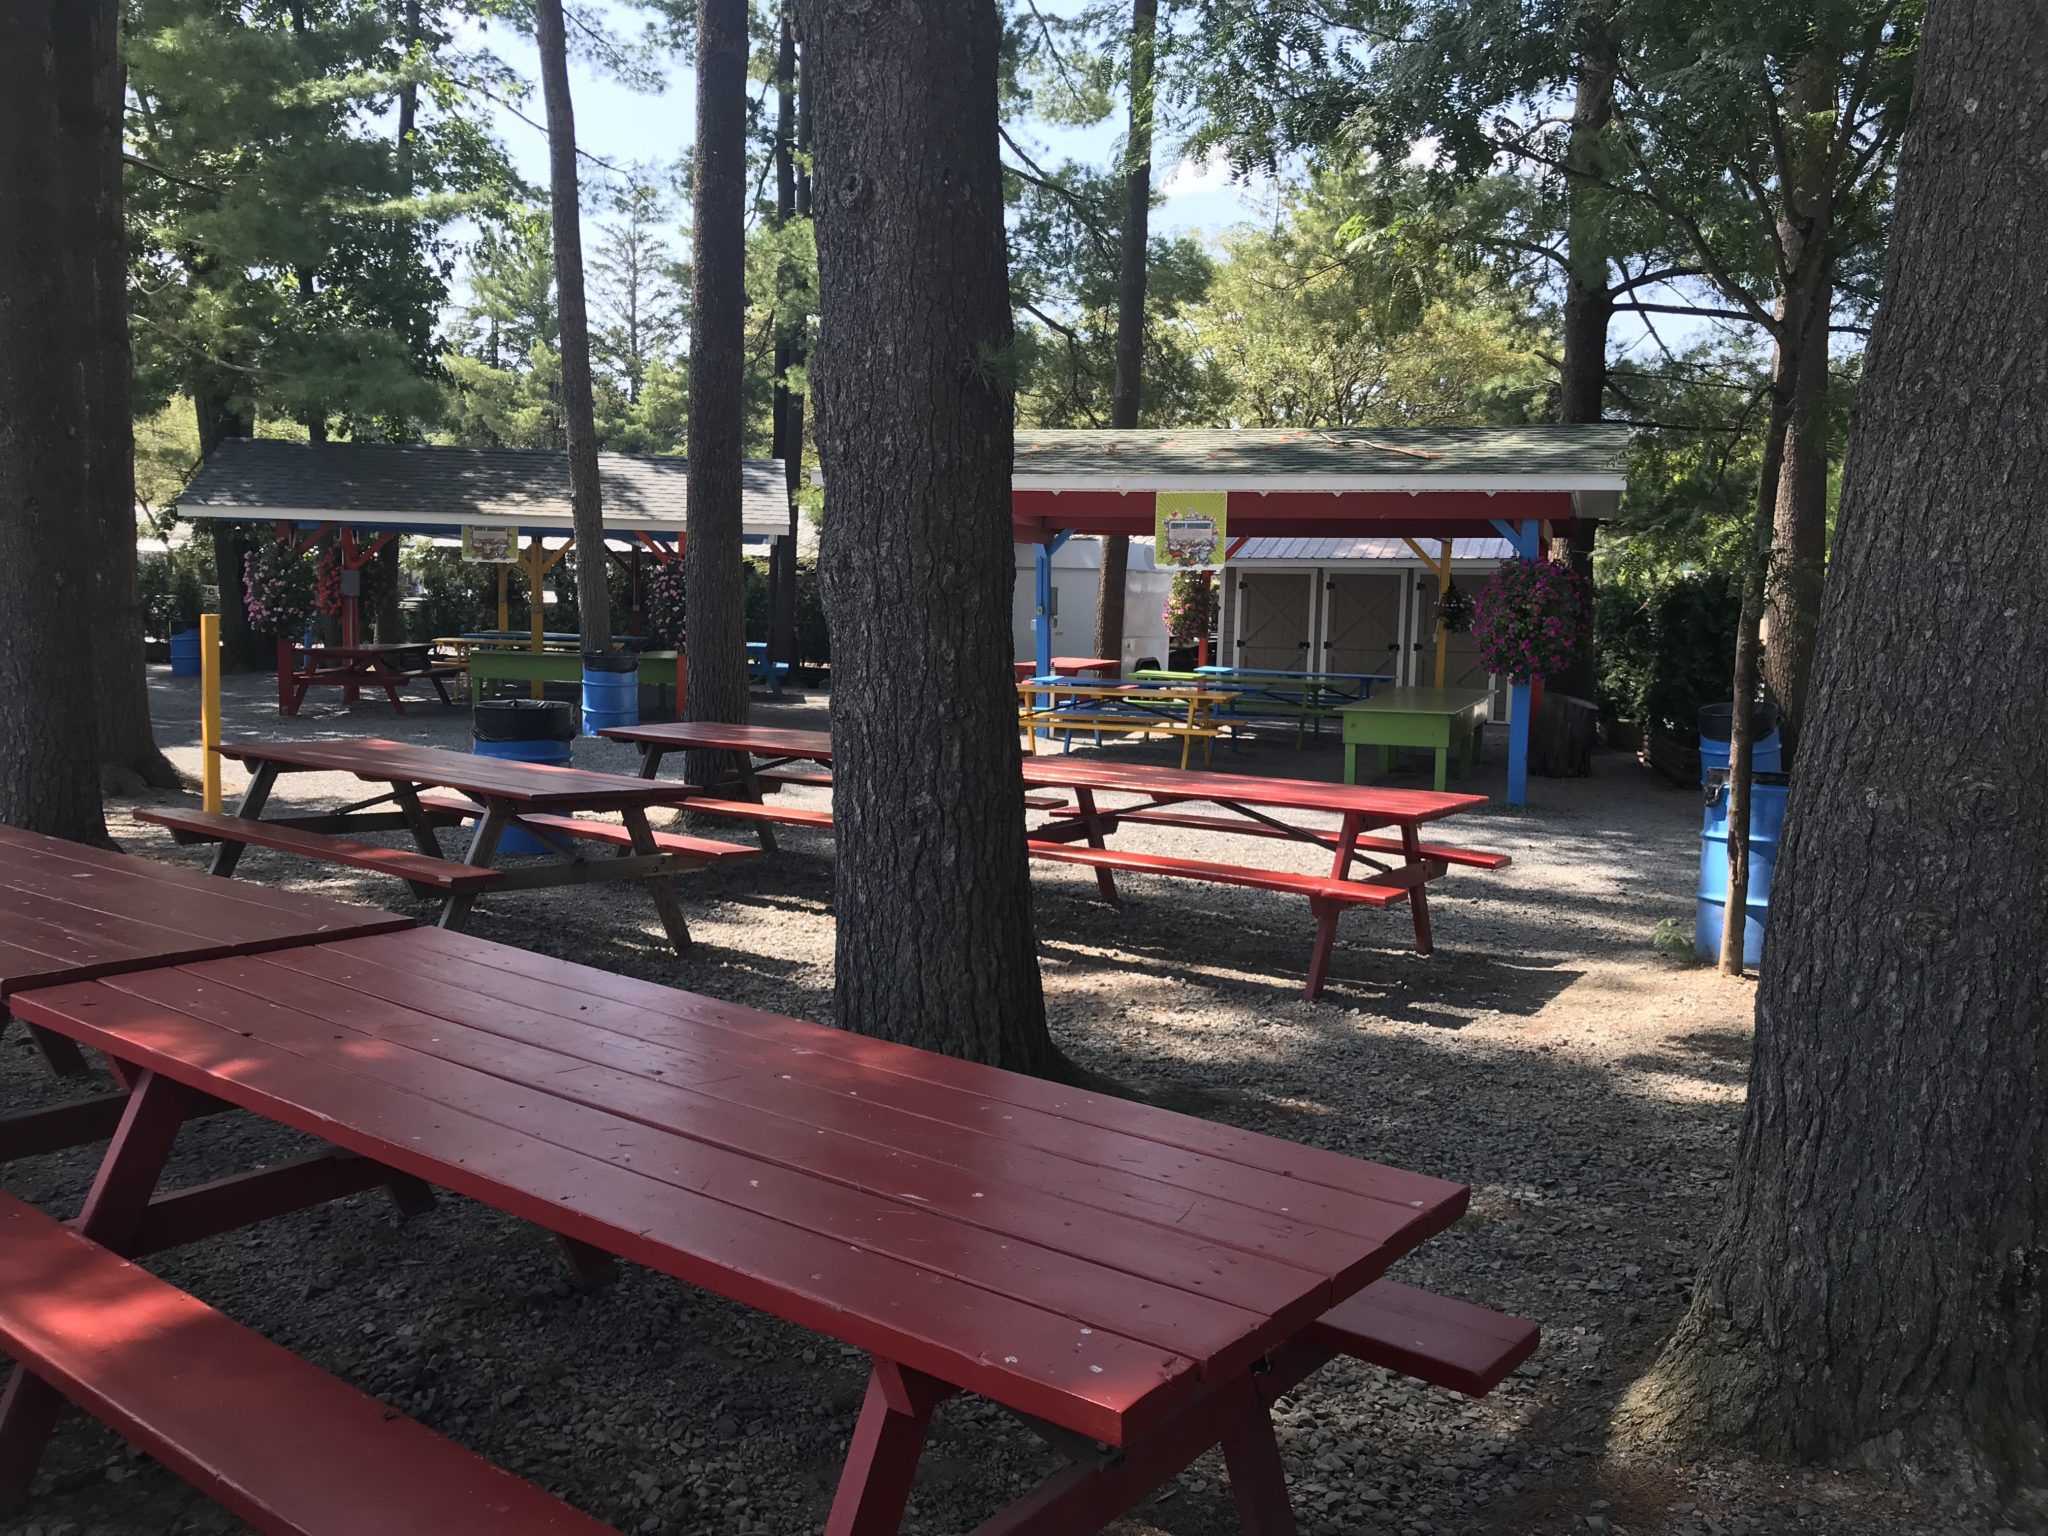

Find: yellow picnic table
1016;679;1237;770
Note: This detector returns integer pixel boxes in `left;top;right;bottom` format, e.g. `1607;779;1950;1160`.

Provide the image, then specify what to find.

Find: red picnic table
282;642;464;716
1013;656;1122;682
0;823;412;1160
133;738;758;953
600;722;1509;998
2;923;1536;1533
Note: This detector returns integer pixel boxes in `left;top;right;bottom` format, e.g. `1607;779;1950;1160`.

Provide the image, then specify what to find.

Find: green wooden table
1339;688;1493;791
468;647;679;690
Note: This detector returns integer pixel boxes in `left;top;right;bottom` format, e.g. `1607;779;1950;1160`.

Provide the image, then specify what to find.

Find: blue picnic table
745;641;789;696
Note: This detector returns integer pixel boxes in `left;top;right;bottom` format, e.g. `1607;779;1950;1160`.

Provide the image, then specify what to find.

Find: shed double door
1234;572;1315;670
1322;573;1406;678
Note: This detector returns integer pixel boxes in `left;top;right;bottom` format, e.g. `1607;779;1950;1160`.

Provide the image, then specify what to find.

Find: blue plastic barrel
1698;703;1782;783
473;700;576;856
1696;773;1790;965
581;653;639;734
169;626;202;677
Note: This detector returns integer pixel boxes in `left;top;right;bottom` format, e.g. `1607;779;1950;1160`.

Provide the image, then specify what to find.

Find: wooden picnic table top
602;721;1487;825
215;737;699;812
1339;687;1493;718
12;924;1467;1446
0;825;410;1000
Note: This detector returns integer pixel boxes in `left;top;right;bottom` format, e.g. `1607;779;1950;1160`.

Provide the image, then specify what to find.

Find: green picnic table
1339;687;1493;791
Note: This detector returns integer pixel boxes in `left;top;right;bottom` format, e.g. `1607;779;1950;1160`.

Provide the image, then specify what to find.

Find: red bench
1109;808;1513;870
1312;1278;1539;1396
0;1192;615;1531
135;808;503;896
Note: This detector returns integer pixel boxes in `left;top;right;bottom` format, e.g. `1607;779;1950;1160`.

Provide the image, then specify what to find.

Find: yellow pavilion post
1402;537;1456;687
199;613;222;812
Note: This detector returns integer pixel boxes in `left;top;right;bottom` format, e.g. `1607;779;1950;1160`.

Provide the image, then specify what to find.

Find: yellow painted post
1434;540;1452;689
496;564;509;632
199;613;223;812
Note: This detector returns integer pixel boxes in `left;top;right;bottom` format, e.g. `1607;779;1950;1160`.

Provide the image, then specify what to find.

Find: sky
455;2;1272;257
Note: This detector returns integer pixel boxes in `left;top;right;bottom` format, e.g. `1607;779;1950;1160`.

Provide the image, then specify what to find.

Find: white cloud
1160;147;1234;199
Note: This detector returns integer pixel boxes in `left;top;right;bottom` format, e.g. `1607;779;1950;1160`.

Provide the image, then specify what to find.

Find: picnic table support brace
826;1361;957;1536
621;806;693;951
210;760;280;877
0;1069;196;1512
439;803;510;931
1072;788;1117;903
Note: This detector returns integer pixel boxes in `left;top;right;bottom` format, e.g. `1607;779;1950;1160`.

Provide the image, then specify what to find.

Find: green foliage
1164;571;1217;644
400;540;501;642
126;0;519;440
1596;568;1741;738
136;538;211;639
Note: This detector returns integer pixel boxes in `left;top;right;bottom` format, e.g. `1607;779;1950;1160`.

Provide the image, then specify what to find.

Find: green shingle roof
1012;425;1631;485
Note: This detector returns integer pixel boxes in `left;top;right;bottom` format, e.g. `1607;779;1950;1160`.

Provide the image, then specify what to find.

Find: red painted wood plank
1018;759;1487;823
266;941;1433;1261
135;810;502;891
1027;842;1409;907
414;795;761;862
322;928;1468;1222
214;739;697;811
1310;1279;1539;1397
0;1192;619;1534
12;981;1199;1444
596;722;832;759
210;952;1341;1341
101;963;1290;1380
0;832;412;938
1108;812;1513;869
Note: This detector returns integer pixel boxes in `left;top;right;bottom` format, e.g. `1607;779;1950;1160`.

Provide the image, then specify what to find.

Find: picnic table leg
439;802;510;931
0;1070;196;1513
635;743;664;779
1343;742;1359;786
391;782;445;861
737;763;779;854
1073;788;1117;904
621;806;692;952
1303;811;1366;1000
824;1361;954;1536
210;759;280;877
1218;1398;1301;1536
1431;745;1449;793
1401;824;1434;954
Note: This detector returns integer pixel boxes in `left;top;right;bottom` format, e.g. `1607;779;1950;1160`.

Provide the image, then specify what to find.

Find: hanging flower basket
241;538;317;636
645;560;687;647
1470;558;1591;683
314;545;386;617
1435;582;1475;635
1163;570;1217;645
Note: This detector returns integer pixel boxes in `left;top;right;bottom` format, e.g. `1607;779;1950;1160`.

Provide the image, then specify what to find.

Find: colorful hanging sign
461;524;519;562
1154;491;1228;569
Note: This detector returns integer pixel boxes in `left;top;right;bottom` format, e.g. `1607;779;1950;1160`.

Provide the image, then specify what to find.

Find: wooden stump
1531;691;1600;778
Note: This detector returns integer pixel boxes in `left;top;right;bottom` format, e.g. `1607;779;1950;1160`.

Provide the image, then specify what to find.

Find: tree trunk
1623;0;2048;1488
682;0;752;783
67;0;177;794
533;0;611;654
0;2;109;841
377;0;422;647
195;384;266;672
1091;0;1158;665
1718;357;1793;977
797;0;1062;1075
1760;55;1840;761
767;5;801;671
1546;35;1614;718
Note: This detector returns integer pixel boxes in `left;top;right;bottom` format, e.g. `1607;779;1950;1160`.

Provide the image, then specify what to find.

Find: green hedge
1596;570;1739;742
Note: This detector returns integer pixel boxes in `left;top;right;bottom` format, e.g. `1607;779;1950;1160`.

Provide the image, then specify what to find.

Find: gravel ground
0;669;2002;1536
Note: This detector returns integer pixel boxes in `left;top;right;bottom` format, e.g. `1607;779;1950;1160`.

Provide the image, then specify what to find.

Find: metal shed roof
1234;536;1516;562
174;439;791;539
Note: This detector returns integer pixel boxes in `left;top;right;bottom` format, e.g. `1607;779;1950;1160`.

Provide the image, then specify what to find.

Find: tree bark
683;0;752;782
533;0;611;654
797;0;1062;1075
1760;54;1840;760
768;5;802;670
0;1;109;841
1623;0;2048;1488
68;0;177;794
378;0;424;645
1091;0;1158;664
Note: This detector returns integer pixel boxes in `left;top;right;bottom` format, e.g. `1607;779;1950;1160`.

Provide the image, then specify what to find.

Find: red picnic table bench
282;641;465;716
134;738;758;952
600;721;1509;999
1;922;1536;1534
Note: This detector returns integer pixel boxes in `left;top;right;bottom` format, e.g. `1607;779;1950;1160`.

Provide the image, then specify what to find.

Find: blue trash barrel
472;700;576;856
168;626;202;678
1697;702;1782;783
581;652;640;735
1696;771;1790;965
